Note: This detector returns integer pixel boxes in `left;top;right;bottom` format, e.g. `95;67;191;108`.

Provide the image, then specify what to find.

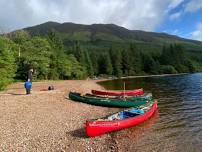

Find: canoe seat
108;114;120;120
128;109;144;114
119;111;140;119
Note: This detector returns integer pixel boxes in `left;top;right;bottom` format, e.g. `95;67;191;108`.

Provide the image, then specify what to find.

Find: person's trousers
26;89;31;94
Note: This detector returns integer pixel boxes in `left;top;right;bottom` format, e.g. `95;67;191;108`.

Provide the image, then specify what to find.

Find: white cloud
0;0;184;32
168;0;184;10
191;22;202;41
169;11;182;20
185;0;202;12
172;29;179;35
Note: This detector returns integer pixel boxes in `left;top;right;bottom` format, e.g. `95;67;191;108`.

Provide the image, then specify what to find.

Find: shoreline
0;72;194;151
122;73;190;79
0;80;119;151
0;73;190;93
96;73;189;83
121;73;189;79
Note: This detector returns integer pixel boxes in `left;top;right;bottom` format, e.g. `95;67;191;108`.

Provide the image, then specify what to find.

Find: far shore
122;73;189;79
95;73;189;83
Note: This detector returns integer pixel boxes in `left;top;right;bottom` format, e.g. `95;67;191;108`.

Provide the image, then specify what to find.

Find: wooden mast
123;81;126;100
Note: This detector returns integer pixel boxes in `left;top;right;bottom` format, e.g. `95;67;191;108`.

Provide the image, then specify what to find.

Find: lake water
99;73;202;152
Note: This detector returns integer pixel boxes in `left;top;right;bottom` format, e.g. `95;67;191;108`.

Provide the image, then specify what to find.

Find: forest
0;29;201;90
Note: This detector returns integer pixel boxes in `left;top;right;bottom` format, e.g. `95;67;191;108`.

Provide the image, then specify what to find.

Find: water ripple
100;73;202;152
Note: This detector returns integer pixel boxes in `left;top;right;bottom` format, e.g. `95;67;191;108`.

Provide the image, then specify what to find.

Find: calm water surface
99;73;202;152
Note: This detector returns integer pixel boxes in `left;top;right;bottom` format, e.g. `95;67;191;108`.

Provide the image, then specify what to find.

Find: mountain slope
23;21;202;52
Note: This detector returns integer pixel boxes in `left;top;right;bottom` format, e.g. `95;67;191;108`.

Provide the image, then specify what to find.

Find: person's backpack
48;85;54;90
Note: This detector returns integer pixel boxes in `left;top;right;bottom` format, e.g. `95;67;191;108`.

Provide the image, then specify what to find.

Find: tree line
0;30;199;90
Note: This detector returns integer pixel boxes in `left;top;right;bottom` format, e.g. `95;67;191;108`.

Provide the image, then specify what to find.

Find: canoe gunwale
91;88;144;96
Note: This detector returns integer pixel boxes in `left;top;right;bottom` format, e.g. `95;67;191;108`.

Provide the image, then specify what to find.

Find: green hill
1;21;202;90
23;21;202;53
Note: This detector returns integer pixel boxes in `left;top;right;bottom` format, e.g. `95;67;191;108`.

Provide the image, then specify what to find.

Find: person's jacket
24;81;32;89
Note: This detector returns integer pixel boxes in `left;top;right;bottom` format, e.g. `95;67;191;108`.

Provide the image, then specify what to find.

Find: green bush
160;65;177;74
0;37;17;90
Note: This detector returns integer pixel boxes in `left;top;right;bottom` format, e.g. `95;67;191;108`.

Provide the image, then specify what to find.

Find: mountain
1;21;201;84
22;21;202;53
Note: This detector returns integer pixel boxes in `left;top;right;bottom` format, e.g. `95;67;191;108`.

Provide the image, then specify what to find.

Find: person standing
24;79;32;95
28;69;33;82
24;68;33;95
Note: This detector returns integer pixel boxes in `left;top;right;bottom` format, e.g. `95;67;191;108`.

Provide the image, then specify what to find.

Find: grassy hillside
23;21;202;53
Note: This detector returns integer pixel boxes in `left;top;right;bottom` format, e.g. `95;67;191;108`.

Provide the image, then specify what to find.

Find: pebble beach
0;80;120;152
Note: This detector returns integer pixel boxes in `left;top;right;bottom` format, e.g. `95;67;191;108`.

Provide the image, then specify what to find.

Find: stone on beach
0;80;117;151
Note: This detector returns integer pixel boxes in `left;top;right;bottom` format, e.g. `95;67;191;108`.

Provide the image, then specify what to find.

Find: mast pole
123;81;126;100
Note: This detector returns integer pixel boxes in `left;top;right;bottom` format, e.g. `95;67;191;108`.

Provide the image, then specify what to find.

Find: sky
0;0;202;41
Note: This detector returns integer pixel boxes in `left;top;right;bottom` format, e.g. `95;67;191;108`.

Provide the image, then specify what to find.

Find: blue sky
156;0;202;40
0;0;202;41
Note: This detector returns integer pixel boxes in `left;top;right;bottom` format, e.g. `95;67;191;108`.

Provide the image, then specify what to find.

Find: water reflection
115;110;159;139
99;73;202;152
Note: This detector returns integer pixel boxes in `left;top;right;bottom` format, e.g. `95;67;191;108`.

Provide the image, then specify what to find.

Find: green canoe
85;93;153;102
68;92;149;108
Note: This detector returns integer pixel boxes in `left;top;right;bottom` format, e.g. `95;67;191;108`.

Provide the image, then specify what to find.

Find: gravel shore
0;80;119;152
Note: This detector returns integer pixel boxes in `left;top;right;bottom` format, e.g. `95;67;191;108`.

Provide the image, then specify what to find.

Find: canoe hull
92;88;144;96
86;101;158;137
86;93;153;102
69;92;148;108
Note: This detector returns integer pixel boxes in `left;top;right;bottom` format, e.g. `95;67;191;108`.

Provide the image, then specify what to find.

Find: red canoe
86;101;158;137
91;88;144;96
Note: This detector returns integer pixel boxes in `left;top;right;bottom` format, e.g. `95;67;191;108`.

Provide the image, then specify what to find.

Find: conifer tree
109;47;122;77
84;50;94;77
121;49;131;75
